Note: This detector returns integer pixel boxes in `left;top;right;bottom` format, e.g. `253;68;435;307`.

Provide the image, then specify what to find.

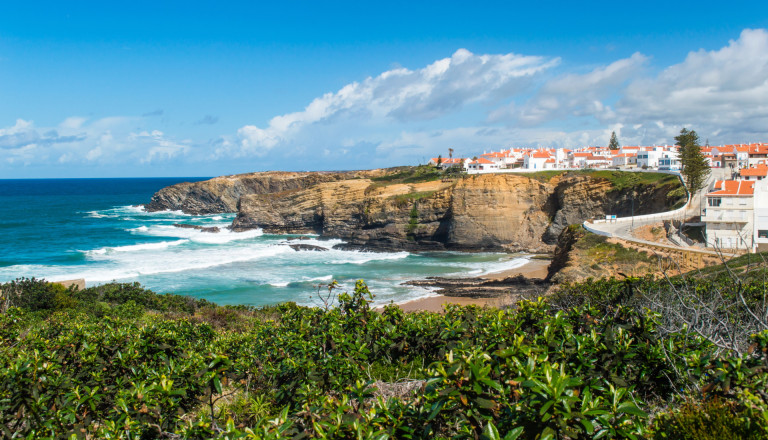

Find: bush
651;398;768;439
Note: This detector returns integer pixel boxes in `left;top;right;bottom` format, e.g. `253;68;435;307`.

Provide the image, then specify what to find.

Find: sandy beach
393;257;551;312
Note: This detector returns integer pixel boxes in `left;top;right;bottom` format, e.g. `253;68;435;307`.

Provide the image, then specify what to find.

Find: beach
394;257;551;312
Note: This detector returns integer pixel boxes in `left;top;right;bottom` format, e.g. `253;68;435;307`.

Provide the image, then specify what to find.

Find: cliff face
228;172;684;253
145;171;381;214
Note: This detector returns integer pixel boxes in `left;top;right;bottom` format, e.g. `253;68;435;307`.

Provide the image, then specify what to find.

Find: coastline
392;257;551;313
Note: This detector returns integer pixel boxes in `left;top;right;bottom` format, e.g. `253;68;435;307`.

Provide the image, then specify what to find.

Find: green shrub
651;398;768;439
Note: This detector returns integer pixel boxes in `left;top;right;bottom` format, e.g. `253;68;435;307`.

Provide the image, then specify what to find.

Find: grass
509;170;567;182
575;230;654;265
370;165;444;185
506;169;681;190
691;251;768;278
392;191;436;207
585;170;680;190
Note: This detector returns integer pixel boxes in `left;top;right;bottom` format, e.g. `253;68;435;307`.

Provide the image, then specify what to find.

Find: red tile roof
740;164;768;177
708;180;755;196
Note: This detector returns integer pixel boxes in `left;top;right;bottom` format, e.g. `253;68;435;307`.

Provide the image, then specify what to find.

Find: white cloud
504;52;648;126
7;29;768;175
0;116;191;166
234;48;559;156
615;28;768;143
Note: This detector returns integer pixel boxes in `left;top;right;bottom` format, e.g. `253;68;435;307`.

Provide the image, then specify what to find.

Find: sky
2;1;768;178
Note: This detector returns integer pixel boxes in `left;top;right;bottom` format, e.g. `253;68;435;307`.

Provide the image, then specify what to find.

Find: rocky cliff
145;170;387;214
225;170;684;253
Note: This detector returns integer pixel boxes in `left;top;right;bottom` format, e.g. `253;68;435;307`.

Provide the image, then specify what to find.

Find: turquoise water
0;178;529;307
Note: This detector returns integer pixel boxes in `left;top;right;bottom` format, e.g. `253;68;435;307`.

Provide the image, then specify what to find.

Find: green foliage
393;190;436;207
406;203;420;236
511;170;567;182
675;128;710;193
2;277;768;438
609;131;620;149
573;230;654;265
370;165;444;184
587;170;679;191
651;398;768;439
0;277;76;312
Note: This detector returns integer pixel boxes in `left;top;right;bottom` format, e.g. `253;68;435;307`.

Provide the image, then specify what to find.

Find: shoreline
392;257;551;313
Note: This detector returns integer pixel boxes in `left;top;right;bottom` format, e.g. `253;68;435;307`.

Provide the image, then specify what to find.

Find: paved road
585;168;734;256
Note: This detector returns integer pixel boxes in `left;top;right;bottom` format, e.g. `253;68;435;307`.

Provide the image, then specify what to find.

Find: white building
467;157;500;173
523;151;552;170
658;149;681;170
637;148;663;168
753;179;768;252
702;180;755;250
739;164;768;181
612;153;637;167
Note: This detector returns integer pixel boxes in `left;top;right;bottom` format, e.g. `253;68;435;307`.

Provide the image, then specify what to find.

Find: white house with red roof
739;164;768;181
428;157;469;170
466;157;500;173
713;145;750;169
523;150;554;170
747;143;768;167
703;180;755;250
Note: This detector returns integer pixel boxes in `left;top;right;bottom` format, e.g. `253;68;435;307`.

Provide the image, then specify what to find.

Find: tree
675;128;710;193
436;155;442;167
609;131;620;150
448;148;454;159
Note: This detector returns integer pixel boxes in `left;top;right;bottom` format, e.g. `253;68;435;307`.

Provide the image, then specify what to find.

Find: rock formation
223;171;683;253
145;170;387;214
173;224;221;233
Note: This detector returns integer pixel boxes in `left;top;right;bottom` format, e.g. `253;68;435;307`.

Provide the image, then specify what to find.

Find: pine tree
675;128;710;193
609;131;620;149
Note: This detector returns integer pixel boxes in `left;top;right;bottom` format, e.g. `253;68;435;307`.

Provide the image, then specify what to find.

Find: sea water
0;178;529;307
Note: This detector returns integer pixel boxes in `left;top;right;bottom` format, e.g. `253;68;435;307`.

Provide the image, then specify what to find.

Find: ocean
0;178;529;307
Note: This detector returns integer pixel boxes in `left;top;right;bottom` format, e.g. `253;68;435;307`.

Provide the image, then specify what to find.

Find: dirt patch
632;223;672;244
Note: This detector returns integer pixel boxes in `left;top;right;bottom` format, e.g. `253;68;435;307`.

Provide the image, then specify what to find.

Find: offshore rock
173;223;221;233
288;244;329;252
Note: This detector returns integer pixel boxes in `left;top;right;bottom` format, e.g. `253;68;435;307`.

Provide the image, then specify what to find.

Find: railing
587;171;691;225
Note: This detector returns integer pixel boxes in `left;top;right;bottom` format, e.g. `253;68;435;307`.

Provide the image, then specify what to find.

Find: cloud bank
1;116;189;167
4;29;768;175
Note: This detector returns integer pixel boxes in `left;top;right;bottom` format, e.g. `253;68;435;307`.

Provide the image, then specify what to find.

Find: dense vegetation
1;273;767;438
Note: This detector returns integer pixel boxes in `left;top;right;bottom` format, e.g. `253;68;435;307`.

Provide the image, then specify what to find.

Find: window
759;230;768;238
708;197;721;207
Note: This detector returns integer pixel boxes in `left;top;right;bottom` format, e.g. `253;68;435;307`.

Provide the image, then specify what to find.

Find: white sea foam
85;211;110;218
129;224;263;243
85;239;189;257
306;275;334;282
329;251;410;265
54;244;294;282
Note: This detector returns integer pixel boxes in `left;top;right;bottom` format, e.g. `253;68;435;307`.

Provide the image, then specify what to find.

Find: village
429;142;768;253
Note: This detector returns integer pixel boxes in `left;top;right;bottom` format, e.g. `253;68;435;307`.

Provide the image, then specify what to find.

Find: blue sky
2;1;767;178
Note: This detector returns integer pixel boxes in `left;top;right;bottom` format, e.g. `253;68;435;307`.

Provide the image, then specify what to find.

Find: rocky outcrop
229;171;684;253
145;171;385;214
173;224;221;233
542;175;683;243
288;244;329;252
